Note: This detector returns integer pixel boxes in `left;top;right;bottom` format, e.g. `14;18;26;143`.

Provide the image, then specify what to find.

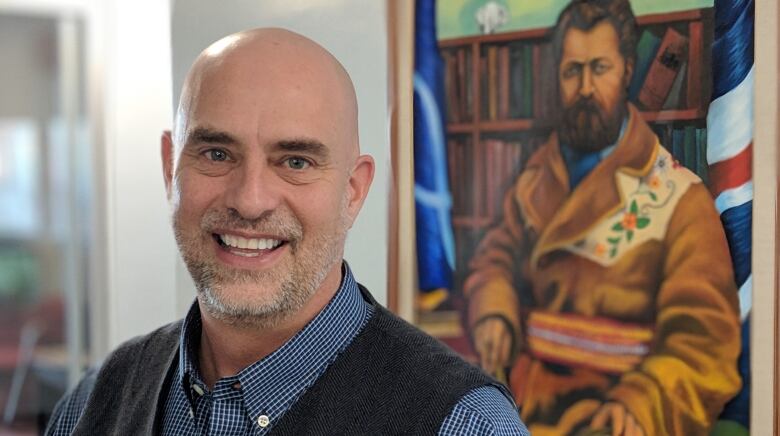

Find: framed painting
388;0;780;434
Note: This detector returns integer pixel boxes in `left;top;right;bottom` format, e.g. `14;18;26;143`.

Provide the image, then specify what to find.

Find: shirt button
257;415;270;428
189;408;194;419
192;384;205;396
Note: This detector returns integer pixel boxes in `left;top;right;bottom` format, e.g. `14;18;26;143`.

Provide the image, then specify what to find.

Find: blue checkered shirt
47;265;528;435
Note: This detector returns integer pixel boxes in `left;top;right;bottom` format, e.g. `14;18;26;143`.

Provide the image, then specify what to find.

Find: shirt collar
177;262;373;422
560;116;628;189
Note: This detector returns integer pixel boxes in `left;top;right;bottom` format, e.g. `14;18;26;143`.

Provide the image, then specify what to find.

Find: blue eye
205;149;228;162
286;157;310;170
592;62;610;75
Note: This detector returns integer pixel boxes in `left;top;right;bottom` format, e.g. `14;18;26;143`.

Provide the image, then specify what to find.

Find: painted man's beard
173;202;349;329
557;94;627;153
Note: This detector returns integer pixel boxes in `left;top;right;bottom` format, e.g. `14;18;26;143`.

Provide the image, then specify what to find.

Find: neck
196;264;344;389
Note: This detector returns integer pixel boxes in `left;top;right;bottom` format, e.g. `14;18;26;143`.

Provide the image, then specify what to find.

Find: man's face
164;47;370;326
557;20;632;152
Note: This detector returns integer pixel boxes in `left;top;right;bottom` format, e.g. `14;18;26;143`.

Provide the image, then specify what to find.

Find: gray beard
173;201;348;330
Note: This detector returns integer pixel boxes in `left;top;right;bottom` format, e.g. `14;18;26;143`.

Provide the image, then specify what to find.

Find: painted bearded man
465;0;741;434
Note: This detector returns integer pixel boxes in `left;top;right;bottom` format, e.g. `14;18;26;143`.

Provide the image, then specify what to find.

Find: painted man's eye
562;64;582;79
205;149;228;162
592;61;610;75
286;157;310;170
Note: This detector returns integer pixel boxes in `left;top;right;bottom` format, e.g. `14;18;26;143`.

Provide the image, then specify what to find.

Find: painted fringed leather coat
464;104;741;435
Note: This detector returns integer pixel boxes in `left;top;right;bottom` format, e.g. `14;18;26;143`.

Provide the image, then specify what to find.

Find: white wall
101;0;178;350
170;0;391;309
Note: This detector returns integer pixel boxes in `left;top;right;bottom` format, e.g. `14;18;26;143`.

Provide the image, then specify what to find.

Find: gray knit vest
67;286;511;435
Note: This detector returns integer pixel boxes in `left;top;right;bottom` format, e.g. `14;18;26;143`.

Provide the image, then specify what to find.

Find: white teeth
219;234;282;251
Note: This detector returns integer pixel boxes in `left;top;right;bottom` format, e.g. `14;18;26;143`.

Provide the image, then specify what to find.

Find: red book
483;139;495;218
456;49;467;122
447;138;459;214
487;46;498;121
532;44;542;118
443;52;459;123
473;136;485;216
638;28;688;111
479;56;488;121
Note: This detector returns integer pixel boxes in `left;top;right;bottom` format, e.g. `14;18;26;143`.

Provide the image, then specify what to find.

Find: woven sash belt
526;311;654;374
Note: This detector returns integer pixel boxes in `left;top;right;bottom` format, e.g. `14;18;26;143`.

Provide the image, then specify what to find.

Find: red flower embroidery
621;212;637;231
649;175;661;189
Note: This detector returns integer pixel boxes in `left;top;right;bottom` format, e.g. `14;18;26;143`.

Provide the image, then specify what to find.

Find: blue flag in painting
709;0;754;428
414;0;455;292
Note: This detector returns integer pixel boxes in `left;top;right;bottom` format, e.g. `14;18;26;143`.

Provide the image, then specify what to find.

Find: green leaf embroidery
636;217;651;229
630;200;638;214
626;230;634;242
610;247;618;258
607;237;621;244
612;223;624;231
649;192;658;201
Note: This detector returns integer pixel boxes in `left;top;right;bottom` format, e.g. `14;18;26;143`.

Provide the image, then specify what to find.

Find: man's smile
212;232;288;259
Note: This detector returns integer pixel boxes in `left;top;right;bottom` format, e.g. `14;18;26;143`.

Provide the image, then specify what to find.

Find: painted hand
590;402;645;436
473;317;512;375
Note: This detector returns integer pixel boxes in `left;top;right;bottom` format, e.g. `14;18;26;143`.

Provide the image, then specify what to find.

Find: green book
508;44;524;119
684;126;697;172
523;44;533;117
629;30;662;101
696;128;709;183
672;128;685;164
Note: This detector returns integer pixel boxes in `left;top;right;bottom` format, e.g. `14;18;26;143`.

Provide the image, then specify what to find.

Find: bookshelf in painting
425;8;714;360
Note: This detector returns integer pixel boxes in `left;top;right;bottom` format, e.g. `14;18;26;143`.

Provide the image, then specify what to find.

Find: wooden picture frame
388;0;779;433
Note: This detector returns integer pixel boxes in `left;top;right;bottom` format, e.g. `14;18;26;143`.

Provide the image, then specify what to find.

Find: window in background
0;13;91;435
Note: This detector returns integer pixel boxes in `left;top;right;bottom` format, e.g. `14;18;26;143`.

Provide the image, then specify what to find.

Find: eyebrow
273;139;330;159
185;128;331;158
186;127;240;146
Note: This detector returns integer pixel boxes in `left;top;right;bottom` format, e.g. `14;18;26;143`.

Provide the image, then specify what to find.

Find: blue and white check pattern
47;264;528;435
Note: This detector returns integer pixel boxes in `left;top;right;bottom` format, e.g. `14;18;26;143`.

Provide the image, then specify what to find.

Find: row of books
441;24;703;124
653;125;709;183
481;43;549;121
443;42;554;123
442;48;474;123
447;137;528;217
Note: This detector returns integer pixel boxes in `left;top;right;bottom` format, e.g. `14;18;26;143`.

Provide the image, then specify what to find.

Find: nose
579;67;593;98
224;156;281;220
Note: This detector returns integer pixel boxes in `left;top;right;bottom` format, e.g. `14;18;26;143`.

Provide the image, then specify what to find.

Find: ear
161;130;175;200
345;154;375;226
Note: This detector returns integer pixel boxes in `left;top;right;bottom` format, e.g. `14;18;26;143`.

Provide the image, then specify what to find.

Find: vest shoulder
368;307;488;381
105;319;183;363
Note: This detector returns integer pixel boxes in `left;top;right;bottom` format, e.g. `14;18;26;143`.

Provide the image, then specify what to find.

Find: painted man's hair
551;0;639;70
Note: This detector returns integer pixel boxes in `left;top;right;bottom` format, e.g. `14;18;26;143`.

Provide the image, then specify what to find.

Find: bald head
174;28;360;162
161;28;375;330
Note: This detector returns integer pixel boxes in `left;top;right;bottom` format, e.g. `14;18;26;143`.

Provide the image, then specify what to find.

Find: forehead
560;20;621;61
185;52;353;153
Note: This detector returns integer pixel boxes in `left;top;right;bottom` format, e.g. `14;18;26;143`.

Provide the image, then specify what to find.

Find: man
46;29;529;435
465;1;741;435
